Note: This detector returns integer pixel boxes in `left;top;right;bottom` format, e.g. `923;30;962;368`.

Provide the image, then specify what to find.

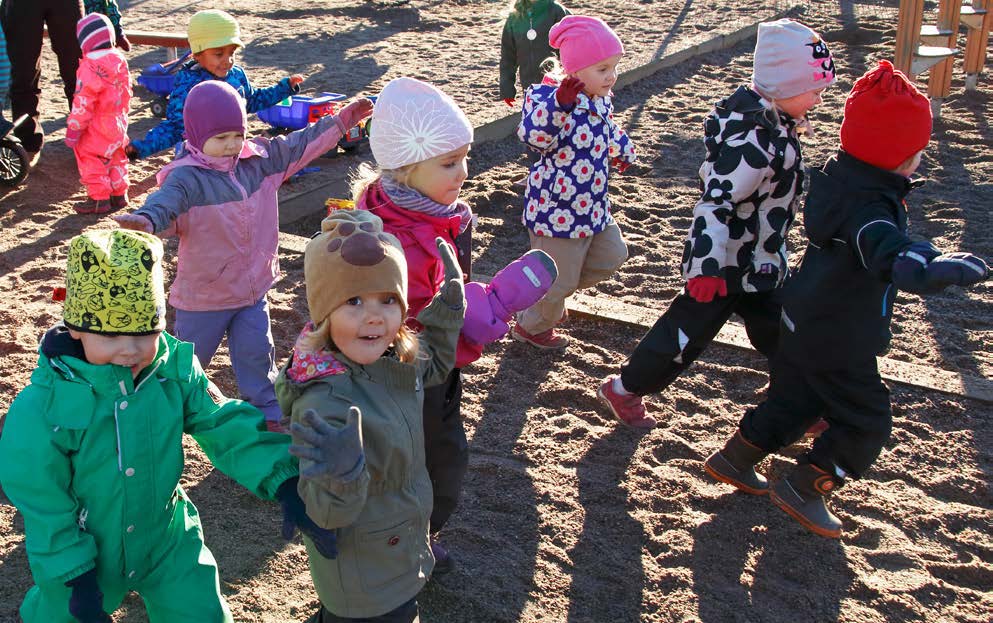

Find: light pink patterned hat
369;77;473;170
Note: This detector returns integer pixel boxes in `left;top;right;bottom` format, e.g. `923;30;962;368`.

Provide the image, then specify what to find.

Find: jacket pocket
356;516;421;592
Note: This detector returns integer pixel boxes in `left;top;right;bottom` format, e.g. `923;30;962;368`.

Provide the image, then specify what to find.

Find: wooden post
895;0;926;79
963;0;991;89
927;0;963;116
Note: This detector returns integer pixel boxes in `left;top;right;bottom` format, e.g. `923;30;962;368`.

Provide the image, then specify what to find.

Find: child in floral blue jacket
513;15;635;350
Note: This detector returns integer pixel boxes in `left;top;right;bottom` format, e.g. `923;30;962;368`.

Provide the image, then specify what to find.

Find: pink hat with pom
77;13;115;55
549;15;624;74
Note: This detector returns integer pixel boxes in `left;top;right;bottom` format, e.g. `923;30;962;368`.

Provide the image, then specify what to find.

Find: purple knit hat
182;81;247;150
549;15;624;74
77;13;115;55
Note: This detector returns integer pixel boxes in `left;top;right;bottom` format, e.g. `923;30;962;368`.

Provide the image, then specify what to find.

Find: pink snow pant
74;138;129;201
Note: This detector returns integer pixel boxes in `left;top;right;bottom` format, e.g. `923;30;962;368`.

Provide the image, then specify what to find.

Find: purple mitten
462;282;511;346
489;250;558;319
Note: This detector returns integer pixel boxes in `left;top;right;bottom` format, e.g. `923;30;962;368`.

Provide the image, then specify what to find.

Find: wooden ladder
961;0;991;90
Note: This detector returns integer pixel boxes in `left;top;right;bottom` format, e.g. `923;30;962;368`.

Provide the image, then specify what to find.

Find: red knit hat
840;60;932;170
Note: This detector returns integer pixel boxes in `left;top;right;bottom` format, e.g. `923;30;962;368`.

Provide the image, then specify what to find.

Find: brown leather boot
770;462;843;538
704;430;769;495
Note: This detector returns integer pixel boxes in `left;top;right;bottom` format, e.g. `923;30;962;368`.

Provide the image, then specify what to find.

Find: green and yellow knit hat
187;9;244;54
63;230;167;335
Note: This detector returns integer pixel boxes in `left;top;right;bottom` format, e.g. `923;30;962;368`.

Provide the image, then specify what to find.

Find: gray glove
435;237;465;310
289;408;365;482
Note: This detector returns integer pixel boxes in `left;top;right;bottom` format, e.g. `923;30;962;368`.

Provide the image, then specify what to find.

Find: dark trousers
620;290;781;396
741;355;892;479
422;368;468;534
0;0;83;151
316;598;418;623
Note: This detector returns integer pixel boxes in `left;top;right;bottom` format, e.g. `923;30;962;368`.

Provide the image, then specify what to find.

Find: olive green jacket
275;292;463;618
0;328;297;586
499;0;570;100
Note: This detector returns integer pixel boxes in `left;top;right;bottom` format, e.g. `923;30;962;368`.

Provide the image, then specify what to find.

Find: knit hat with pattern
187;9;244;54
841;60;932;170
77;13;115;55
549;15;624;74
63;230;166;335
369;77;473;170
752;19;836;100
305;209;408;325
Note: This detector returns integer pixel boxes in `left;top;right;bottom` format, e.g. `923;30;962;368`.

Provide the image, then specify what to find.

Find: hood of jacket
703;86;792;161
804;150;916;247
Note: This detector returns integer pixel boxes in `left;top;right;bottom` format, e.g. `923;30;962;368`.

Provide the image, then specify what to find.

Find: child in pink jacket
66;13;131;214
114;80;373;432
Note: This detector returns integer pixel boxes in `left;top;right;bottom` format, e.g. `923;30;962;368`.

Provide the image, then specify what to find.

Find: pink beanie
752;19;836;100
77;13;115;55
549;15;624;74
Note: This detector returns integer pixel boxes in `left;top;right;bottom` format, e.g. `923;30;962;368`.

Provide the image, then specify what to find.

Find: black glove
892;241;989;294
66;569;112;623
275;477;339;559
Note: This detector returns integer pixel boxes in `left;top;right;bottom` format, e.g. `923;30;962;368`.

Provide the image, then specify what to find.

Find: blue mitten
289;408;365;482
892;241;988;294
66;569;112;623
924;253;989;290
275;476;339;559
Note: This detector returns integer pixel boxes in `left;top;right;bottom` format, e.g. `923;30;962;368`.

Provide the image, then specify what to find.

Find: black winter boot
770;462;843;538
704;430;770;495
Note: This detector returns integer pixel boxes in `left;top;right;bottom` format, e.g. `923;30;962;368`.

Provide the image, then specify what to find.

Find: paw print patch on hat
63;230;167;335
304;210;410;325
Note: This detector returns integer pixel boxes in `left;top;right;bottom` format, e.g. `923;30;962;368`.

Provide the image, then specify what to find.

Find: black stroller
0;115;29;187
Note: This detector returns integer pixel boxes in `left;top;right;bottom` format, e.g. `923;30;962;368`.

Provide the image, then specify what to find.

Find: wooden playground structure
894;0;991;116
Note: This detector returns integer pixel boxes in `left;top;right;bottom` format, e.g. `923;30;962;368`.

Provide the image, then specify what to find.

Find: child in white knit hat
598;18;836;429
353;76;558;573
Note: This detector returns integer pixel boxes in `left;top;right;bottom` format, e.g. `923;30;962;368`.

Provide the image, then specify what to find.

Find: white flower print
590;136;607;160
537;189;553;213
587;112;603;127
572;225;594;239
554;146;576;169
608;142;620;158
590;205;604;225
530;102;550;126
552;111;568;128
572;192;594;216
591;171;607;194
532;222;552;237
375;97;471;168
554;173;577;202
572;124;594;148
525;198;539;221
541;163;555;180
549;208;575;232
563;117;575;135
570;159;595;184
530;167;545;186
528;129;554;149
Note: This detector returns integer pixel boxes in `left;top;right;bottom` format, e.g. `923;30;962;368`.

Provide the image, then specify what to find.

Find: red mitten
555;76;585;110
503;98;515;107
337;98;374;130
686;276;727;303
611;157;631;173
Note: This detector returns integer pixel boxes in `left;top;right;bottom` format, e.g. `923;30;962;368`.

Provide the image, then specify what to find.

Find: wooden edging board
276;232;993;404
277;6;798;225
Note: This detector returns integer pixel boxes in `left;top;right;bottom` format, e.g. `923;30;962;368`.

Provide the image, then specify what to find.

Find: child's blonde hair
506;0;538;18
540;55;566;81
299;315;421;364
349;161;421;203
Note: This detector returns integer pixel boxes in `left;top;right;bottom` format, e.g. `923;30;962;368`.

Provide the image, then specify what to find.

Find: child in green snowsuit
0;229;336;623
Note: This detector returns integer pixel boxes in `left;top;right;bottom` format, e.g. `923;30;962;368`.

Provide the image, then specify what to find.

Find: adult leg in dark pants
1;0;82;151
620;290;779;396
422;368;468;572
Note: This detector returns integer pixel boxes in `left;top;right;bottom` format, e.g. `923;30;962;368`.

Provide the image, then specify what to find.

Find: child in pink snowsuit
65;13;131;215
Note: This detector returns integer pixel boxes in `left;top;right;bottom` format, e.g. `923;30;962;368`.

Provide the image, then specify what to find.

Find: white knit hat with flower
369;77;474;170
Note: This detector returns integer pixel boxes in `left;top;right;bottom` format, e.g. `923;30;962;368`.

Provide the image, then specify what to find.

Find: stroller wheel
0;138;29;187
150;97;168;118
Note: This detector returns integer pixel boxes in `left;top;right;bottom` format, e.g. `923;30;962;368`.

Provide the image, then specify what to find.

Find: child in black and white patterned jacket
597;18;837;429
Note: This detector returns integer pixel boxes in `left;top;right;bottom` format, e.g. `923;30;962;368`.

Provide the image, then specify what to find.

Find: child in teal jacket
0;229;335;623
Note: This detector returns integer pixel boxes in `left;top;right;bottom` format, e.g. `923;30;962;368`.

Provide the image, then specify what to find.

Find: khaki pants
518;222;628;334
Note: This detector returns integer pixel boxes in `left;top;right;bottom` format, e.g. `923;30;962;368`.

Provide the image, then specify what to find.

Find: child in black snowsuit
704;60;989;538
